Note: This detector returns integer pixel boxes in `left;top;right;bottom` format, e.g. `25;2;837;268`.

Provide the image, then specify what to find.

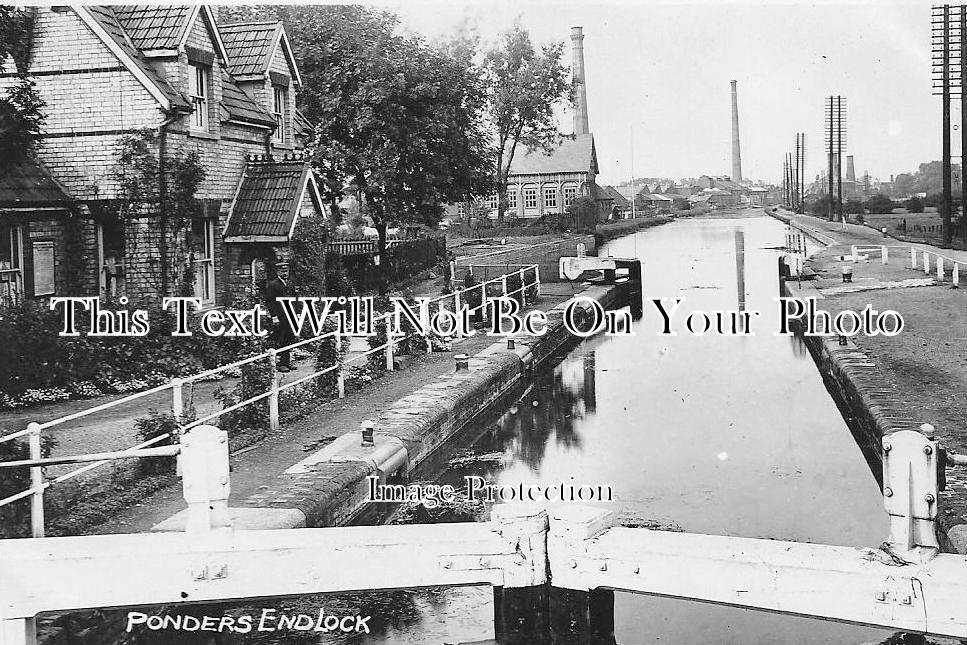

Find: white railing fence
847;244;966;284
0;265;540;537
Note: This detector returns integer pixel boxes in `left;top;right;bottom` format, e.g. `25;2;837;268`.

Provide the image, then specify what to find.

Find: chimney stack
571;27;590;136
846;155;856;182
730;80;743;182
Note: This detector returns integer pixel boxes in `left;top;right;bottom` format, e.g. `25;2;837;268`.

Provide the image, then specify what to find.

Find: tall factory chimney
730;80;743;182
571;26;590;135
846;155;856;182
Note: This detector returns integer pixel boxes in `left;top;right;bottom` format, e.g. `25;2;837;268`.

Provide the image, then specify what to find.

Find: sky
377;0;946;187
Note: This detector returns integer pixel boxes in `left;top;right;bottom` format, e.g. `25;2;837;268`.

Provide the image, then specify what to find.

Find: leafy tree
904;196;925;213
863;193;896;214
483;26;571;224
893;172;915;198
0;7;45;173
843;199;864;214
672;197;691;210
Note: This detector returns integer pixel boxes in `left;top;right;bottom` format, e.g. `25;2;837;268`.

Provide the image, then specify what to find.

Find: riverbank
771;208;967;548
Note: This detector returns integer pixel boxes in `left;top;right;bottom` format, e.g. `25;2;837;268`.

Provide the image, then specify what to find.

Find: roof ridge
219;20;281;28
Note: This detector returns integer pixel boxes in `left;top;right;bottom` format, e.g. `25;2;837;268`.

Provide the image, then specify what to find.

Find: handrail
0;265;541;535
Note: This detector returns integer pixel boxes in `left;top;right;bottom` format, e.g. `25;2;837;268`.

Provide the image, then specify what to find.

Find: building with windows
0;5;323;307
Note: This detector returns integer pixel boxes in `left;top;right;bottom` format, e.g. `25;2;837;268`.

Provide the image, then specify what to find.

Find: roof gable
224;156;322;241
0;159;73;209
219;21;300;84
112;5;191;52
220;72;277;128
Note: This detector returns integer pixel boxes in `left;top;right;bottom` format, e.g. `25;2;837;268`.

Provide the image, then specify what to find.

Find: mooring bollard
455;353;470;372
181;424;232;536
838;334;848;346
841;265;853;283
507;338;516;350
882;227;888;238
360;419;375;447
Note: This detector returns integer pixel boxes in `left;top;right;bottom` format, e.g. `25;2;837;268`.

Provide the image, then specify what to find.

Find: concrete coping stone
285;433;408;476
152;507;306;533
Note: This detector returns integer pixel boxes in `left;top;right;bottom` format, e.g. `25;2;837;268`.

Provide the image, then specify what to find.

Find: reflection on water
357;216;893;645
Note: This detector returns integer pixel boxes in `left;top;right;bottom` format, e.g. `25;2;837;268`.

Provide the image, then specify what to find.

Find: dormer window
190;63;210;132
273;85;287;144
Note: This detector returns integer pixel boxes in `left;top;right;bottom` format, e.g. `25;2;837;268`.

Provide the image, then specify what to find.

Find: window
563;184;578;207
487;194;499;210
191;218;215;304
456;202;466;218
97;221;125;298
190;63;210;131
0;224;23;303
507;189;518;209
523;185;538;209
273;85;287;143
543;185;558;210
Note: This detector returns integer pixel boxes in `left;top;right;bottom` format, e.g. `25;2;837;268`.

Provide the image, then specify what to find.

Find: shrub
904;196;925;213
134;410;192;476
0;433;56;538
863;194;896;214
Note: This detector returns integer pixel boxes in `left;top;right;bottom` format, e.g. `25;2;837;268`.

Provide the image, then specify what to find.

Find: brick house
0;5;325;307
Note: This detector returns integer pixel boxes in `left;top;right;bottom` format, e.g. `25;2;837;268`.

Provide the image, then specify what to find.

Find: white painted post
27;423;43;539
882;247;888;265
268;349;279;432
421;300;432;353
1;618;33;645
453;289;462;338
924;250;930;274
911;247;917;269
171;378;183;419
180;424;231;536
534;265;542;297
501;273;508;299
954;262;961;285
335;331;345;398
937;256;945;281
385;317;394;371
851;245;859;262
518;268;526;305
479;282;487;325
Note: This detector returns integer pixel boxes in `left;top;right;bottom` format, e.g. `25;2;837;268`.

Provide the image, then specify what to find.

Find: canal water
358;214;893;644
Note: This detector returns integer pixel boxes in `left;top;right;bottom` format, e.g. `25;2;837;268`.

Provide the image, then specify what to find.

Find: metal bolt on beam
884;487;894;497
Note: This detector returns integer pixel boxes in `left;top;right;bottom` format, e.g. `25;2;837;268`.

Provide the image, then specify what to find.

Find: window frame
563;183;578;207
507;189;518;209
191;218;216;305
190;63;210;132
272;85;287;144
0;224;23;303
523;185;538;210
543;185;558;210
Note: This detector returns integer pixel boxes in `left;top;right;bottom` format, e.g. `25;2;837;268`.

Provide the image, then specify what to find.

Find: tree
843;199;864;214
0;7;45;174
904;196;925;213
483;26;571;224
863;193;896;214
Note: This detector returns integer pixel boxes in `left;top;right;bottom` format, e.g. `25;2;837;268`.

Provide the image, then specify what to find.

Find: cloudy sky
383;1;944;186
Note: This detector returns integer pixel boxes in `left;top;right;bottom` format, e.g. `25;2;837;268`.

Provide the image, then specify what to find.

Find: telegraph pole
825;96;846;222
933;4;962;245
798;133;807;214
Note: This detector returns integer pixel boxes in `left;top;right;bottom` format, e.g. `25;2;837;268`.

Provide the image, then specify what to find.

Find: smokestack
730;80;742;182
571;26;590;136
846;155;856;182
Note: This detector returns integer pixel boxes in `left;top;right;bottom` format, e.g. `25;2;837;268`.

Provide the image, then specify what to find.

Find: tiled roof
591;183;613;203
294;109;313;137
85;6;190;110
112;5;191;51
509;134;598;176
220;72;276;127
219;22;279;77
225;156;316;239
0;159;72;208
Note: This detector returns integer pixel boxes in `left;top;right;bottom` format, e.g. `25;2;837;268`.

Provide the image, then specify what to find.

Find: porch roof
0;160;73;209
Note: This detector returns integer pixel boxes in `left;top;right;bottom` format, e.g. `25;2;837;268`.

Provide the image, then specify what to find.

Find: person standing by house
264;261;294;372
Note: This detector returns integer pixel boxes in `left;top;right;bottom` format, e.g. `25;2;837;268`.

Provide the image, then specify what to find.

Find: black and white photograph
1;1;967;644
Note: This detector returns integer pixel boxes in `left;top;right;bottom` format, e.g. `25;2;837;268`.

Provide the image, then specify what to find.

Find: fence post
851;245;858;262
911;247;917;269
421;300;432;353
385;317;395;371
454;289;462;338
937;257;945;281
954;262;961;285
882;247;888;265
534;265;542;297
923;251;930;274
268;349;279;432
28;423;43;538
501;273;508;299
334;331;346;398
